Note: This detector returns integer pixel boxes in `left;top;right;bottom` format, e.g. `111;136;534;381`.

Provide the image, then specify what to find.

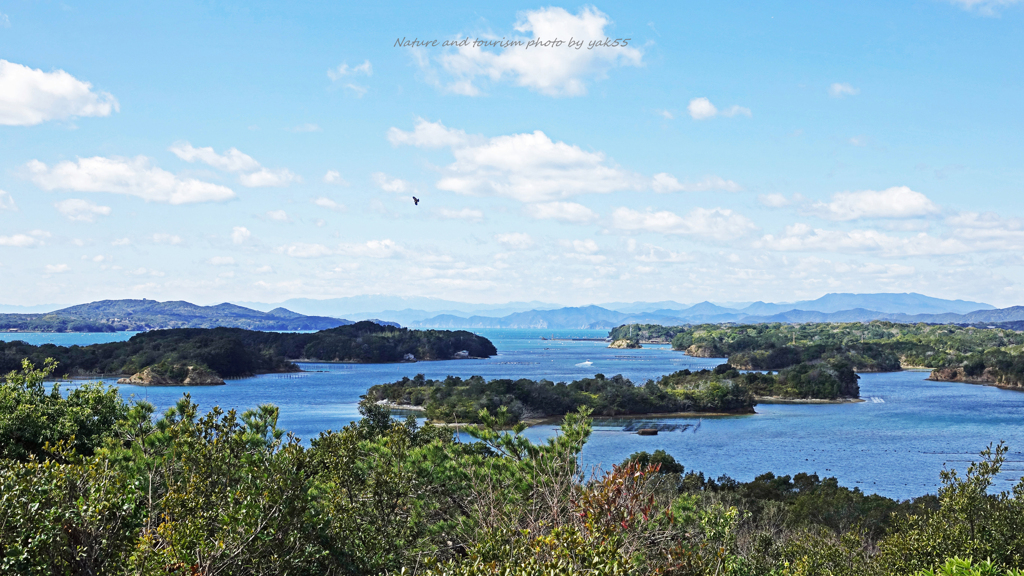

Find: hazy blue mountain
0;299;354;332
597;300;692;314
408;299;1018;330
0;303;66;313
738;293;992;315
235;296;560;318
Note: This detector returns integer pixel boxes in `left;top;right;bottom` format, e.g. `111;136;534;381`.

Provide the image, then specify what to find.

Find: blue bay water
17;328;1024;501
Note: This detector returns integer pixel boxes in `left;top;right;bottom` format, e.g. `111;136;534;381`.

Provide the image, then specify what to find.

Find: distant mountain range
408;302;1024;330
235;292;995;327
0;299;363;332
0;293;1013;333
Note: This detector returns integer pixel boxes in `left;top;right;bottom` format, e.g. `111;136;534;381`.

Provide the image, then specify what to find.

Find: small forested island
364;363;859;424
610;321;1024;390
0;321;496;384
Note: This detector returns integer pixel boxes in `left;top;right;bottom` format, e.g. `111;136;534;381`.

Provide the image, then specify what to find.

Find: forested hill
0;321;497;380
0;299;361;332
611;321;1024;389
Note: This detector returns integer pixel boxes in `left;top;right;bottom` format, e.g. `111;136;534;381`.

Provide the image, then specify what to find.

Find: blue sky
1;0;1022;307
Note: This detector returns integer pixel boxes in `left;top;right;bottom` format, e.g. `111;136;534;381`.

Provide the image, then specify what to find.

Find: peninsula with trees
610;321;1024;391
0;321;497;384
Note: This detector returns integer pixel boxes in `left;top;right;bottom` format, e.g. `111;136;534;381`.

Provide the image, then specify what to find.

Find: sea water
17;328;1024;500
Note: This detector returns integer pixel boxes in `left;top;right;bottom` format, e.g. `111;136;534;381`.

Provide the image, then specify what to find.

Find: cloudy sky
1;0;1023;307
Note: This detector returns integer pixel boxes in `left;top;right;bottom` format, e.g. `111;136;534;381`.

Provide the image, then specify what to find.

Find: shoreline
755;396;864;404
928;376;1024;393
379;401;753;428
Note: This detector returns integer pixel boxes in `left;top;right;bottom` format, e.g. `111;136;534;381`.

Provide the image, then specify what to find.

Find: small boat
575;360;593;367
637;428;658;436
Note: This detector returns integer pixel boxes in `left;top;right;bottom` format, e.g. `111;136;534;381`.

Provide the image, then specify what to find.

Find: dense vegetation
0;299;351;332
365;362;860;425
3;359;1024;575
0;322;497;379
611;321;1024;388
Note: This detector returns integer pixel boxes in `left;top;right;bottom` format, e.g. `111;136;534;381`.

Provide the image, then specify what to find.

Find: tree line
2;359;1022;575
0;321;497;380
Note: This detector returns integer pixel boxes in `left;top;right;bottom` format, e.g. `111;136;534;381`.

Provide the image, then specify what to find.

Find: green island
365;362;860;424
0;321;496;384
2;359;1023;575
611;321;1024;390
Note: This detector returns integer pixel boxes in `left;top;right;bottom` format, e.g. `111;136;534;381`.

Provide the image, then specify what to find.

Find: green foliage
0;442;145;576
0;321;497;379
915;557;1024;576
879;442;1024;574
610;321;1024;383
0;359;129;460
5;352;1024;575
365;371;755;424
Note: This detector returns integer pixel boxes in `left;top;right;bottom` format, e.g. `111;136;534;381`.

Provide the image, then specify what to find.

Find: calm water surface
22;329;1024;500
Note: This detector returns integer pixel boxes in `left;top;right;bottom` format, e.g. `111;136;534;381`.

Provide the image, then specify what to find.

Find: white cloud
170;141;299;187
44;264;69;274
757;191;802;207
572;239;599;254
231;226;251;245
313;197;345;211
152;233;183;245
323;170;348;185
687;97;717;120
828;83;859;97
345;84;368;97
655;109;674;120
425;6;642;97
0;59;119;126
54;198;111;222
281;243;333;258
391;119;660;202
651;173;742;193
169;142;260;172
287;123;321;133
340;239;405;259
495;232;534;249
239;168;300;187
0;190;16;211
611;207;758;241
809;186;939;221
372;172;413;193
27;156;235;204
266;210;290;222
444;131;638;201
0;233;45;248
387;118;474;148
949;0;1023;15
944;212;1024;249
328;60;372;81
757;223;969;257
849;136;867;147
524;201;599;223
0;13;9;28
721;105;752;117
688;97;750;120
436;207;484;222
633;243;693;263
208;256;235;266
112;237;131;246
